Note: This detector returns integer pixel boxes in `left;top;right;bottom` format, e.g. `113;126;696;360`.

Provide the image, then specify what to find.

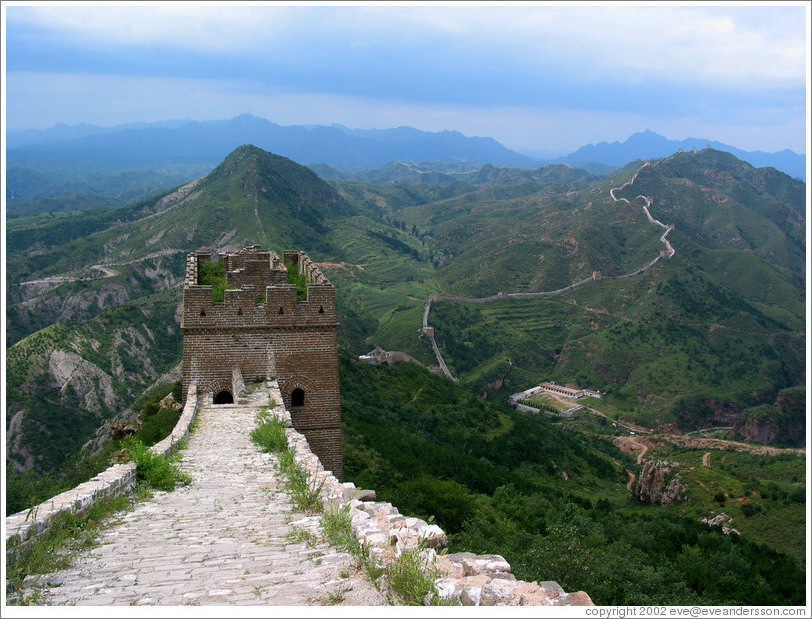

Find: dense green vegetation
198;257;229;302
5;381;182;516
426;251;804;429
340;353;806;605
5;145;805;605
284;261;308;300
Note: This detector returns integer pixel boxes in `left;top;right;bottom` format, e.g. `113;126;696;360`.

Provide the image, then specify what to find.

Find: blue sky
2;2;809;155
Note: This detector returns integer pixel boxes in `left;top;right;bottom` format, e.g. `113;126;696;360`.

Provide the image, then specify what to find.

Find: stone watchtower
181;245;342;479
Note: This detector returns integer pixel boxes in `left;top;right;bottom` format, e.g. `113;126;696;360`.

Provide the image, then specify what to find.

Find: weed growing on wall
284;261;308;300
321;505;360;555
250;408;288;453
250;411;323;513
6;493;131;605
121;436;192;491
385;547;443;606
198;257;230;302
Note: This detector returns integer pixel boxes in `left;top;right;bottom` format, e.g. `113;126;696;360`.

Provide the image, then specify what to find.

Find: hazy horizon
3;2;809;156
6;115;807;160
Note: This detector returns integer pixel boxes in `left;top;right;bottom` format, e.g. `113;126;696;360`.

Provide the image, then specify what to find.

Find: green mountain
6;145;805;475
350;151;805;429
5;144;806;604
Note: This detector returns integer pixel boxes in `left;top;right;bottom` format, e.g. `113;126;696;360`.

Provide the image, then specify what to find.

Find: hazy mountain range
7;115;806;190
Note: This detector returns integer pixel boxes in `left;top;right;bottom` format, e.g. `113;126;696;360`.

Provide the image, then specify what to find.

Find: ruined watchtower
181;245;342;479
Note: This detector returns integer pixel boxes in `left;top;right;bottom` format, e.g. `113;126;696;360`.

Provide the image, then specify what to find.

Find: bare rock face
736;415;779;445
733;388;806;447
48;350;116;412
633;459;687;505
361;346;421;366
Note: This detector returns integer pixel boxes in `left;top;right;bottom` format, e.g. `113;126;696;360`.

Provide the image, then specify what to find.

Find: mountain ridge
7;120;805;219
5;144;804;476
552;129;806;180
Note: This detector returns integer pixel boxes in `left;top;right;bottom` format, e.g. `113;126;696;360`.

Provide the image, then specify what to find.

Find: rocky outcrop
674;395;741;431
108;420;141;441
733;387;806;447
700;512;740;536
360;346;421;366
48;350;117;413
633;459;687;505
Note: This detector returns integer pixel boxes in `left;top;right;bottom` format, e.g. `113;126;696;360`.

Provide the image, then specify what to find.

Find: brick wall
181;247;343;479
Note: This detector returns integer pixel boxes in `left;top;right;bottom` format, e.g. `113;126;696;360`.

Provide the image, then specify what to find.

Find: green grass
285;261;308;300
6;492;132;605
120;436;192;491
249;410;324;513
321;505;361;555
198;257;229;302
250;408;289;452
384;547;443;605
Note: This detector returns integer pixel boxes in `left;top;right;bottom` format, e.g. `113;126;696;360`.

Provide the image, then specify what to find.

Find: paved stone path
27;399;385;607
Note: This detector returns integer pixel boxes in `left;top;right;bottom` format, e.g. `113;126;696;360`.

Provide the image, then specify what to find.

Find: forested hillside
5;144;805;605
340;353;806;605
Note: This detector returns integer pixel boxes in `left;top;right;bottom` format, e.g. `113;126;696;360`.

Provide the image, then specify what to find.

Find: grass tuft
250;412;323;513
385;547;443;606
121;436;192;491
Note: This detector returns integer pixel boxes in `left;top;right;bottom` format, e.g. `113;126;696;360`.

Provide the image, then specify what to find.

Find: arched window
214;390;234;404
318;305;324;313
291;388;305;407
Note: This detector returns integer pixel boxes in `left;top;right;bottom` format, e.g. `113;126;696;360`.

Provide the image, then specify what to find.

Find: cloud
8;4;806;90
4;3;807;154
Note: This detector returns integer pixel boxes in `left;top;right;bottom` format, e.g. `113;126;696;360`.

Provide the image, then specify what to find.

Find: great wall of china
6;379;592;607
5;247;593;607
422;158;676;382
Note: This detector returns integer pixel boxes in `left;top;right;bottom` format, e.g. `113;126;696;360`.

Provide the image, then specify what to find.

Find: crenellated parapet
181;248;336;331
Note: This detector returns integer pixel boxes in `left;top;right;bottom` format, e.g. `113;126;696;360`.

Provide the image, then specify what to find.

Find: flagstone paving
24;400;386;607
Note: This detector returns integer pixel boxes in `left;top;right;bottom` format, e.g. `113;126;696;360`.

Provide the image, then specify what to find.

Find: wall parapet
5;385;199;564
262;380;593;607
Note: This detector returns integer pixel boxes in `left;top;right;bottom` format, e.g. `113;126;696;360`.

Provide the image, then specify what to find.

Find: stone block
562;590;594;606
462;554;511;576
461;586;482;606
481;578;520;606
418;524;448;549
435;578;462;601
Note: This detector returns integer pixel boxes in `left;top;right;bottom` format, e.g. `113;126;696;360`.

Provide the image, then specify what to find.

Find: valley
4;143;806;605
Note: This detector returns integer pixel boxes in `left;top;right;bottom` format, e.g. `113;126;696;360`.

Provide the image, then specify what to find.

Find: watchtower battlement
182;247;336;329
181;245;342;479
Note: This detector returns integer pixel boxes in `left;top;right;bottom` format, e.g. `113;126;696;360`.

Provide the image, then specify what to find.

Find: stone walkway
25;400;386;607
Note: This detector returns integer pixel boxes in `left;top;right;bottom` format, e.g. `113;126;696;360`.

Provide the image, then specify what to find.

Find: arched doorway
214;390;234;404
291;388;305;407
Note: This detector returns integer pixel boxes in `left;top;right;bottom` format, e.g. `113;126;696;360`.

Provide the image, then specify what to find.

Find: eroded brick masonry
181;246;342;479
